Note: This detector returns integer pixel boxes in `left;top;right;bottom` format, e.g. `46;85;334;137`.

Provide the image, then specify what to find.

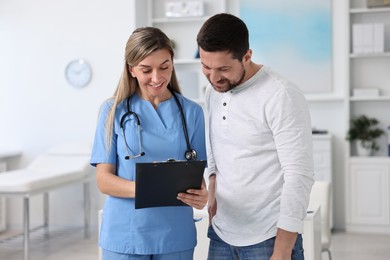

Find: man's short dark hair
197;13;249;61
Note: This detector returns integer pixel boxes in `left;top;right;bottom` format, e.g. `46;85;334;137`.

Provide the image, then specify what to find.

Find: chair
309;181;332;260
193;208;209;260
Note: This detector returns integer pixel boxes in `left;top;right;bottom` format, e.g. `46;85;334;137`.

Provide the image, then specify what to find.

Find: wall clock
65;59;92;88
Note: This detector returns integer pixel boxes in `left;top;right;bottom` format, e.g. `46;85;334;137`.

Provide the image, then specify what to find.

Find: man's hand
270;228;298;260
177;179;208;209
208;174;217;225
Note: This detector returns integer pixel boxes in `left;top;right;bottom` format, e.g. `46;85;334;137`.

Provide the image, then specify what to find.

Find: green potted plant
346;115;384;156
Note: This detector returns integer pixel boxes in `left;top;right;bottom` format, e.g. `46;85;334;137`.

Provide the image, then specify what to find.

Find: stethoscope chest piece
185;149;197;161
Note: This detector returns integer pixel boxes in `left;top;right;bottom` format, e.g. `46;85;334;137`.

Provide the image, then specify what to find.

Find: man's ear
243;49;252;64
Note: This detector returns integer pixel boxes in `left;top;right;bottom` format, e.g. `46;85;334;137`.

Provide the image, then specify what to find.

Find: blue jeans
102;249;194;260
207;226;304;260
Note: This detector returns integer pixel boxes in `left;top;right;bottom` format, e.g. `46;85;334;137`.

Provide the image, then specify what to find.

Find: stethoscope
119;88;197;161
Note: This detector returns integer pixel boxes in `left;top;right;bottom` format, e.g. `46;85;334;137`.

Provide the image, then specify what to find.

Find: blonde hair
105;27;181;150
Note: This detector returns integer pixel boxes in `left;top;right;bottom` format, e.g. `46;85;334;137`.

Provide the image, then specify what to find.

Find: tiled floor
1;228;390;260
0;227;99;260
330;230;390;260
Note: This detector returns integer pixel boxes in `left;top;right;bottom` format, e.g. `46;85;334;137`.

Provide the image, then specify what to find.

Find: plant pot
356;140;373;156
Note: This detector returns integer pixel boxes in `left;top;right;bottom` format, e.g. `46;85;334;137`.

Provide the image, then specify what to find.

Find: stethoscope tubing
120;88;196;160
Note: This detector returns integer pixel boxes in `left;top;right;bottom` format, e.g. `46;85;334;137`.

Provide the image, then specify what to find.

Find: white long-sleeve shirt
205;66;314;247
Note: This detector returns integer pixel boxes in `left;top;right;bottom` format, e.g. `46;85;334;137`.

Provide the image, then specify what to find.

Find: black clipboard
135;160;206;209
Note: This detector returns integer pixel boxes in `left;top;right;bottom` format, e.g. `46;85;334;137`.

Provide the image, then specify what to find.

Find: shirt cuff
206;169;216;179
277;215;304;234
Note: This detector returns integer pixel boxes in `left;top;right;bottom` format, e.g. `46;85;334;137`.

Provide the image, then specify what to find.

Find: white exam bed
0;143;93;260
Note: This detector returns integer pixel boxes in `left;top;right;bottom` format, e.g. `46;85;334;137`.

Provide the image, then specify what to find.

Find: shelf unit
146;0;227;103
346;0;390;233
348;0;390;157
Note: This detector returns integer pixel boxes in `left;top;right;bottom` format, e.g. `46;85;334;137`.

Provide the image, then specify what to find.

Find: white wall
0;0;136;229
308;0;349;231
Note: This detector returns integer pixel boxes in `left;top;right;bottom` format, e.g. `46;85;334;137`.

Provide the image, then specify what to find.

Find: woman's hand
177;179;208;209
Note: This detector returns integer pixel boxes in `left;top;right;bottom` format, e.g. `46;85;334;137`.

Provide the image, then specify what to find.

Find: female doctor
90;27;208;260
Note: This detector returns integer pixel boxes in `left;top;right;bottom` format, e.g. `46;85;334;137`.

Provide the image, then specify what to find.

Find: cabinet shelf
350;7;390;14
305;94;345;102
350;95;390;101
349;156;390;163
152;17;208;24
350;52;390;58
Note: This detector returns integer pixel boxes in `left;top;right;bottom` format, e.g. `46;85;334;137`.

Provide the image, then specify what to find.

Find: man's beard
211;66;246;93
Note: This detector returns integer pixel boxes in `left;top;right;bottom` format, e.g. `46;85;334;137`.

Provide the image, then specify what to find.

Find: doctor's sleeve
90;101;117;167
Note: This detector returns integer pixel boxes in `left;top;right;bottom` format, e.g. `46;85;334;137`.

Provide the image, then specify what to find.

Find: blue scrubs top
90;92;206;255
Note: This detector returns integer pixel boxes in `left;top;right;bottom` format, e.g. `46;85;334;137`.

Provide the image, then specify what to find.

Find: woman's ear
128;65;135;78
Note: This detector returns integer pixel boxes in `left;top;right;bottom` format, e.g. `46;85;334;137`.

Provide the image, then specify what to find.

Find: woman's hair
105;27;181;149
197;13;249;61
